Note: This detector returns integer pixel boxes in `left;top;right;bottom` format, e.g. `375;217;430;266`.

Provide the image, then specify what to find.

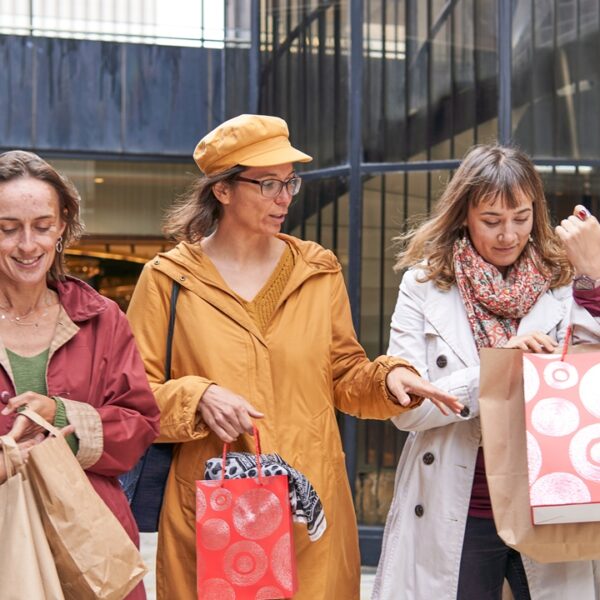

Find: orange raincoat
127;235;419;599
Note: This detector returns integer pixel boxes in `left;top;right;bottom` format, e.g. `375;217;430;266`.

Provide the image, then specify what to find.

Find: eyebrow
251;170;296;179
0;215;55;221
480;207;532;216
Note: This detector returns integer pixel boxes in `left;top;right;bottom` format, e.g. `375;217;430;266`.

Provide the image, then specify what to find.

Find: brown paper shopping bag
0;434;64;600
479;346;600;563
20;408;147;600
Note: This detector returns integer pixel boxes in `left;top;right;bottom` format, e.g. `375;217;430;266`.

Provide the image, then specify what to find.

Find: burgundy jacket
0;277;159;597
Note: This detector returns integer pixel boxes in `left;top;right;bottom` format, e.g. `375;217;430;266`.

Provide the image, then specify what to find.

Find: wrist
573;274;600;290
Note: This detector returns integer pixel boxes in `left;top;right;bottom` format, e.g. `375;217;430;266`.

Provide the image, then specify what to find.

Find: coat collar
423;281;566;366
151;235;340;346
50;276;108;322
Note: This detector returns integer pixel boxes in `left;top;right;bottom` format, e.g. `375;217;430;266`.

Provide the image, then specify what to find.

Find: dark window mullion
473;0;479;144
531;0;536;155
450;1;456;157
552;0;558;159
378;174;386;356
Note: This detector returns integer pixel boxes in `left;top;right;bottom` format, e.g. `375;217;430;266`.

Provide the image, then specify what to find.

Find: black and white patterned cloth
204;452;327;542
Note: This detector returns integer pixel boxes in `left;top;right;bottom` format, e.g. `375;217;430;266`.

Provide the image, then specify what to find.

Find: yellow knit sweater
237;244;294;334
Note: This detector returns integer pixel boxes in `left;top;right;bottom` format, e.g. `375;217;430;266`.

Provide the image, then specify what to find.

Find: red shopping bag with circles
480;339;600;563
523;330;600;525
195;427;298;599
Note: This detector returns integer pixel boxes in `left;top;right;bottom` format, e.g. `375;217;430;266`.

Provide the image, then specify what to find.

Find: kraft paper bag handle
19;408;62;437
0;434;22;477
220;424;264;486
0;409;61;478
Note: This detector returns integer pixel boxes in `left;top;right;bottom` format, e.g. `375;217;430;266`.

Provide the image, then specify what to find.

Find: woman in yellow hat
127;114;462;599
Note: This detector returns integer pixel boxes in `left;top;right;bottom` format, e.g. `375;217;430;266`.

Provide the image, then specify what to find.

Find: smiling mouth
13;255;42;265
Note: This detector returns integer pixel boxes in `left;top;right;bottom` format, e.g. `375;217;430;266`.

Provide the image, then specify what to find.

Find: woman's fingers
503;332;557;353
386;368;463;415
199;385;264;442
413;379;462;415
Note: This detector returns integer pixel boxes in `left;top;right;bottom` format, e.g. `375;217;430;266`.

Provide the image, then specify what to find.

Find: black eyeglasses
235;175;302;198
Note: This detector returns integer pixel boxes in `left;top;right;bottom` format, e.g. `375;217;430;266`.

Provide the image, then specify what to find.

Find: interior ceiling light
534;165;593;174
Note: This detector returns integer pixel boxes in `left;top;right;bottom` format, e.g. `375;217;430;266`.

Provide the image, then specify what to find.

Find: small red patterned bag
196;427;298;599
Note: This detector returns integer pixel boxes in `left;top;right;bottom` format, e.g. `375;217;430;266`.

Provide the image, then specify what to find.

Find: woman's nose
17;228;36;251
274;186;293;205
498;228;517;243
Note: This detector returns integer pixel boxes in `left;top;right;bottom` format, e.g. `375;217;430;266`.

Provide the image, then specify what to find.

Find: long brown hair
163;165;244;242
394;144;573;290
0;150;84;281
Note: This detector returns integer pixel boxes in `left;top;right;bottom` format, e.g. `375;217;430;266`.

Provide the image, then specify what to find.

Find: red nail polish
576;207;591;220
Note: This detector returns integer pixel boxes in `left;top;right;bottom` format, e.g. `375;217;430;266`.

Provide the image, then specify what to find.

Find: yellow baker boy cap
193;114;312;176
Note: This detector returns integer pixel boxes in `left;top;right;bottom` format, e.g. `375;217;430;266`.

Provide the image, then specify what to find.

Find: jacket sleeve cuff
60;398;103;469
375;356;424;411
156;377;215;442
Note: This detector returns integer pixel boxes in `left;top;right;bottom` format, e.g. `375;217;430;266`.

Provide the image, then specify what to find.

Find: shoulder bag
119;280;180;532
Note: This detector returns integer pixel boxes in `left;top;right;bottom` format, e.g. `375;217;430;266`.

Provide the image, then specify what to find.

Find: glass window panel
512;0;600;160
259;0;348;169
48;158;195;236
0;0;224;47
356;169;450;526
539;166;600;222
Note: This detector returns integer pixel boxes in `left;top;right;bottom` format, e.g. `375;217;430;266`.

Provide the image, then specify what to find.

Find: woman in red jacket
0;150;160;599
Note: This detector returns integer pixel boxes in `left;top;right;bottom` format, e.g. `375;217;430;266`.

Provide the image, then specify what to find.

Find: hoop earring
55;236;63;254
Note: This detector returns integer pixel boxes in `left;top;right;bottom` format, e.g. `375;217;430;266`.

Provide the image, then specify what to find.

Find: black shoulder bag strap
125;279;182;532
165;281;180;378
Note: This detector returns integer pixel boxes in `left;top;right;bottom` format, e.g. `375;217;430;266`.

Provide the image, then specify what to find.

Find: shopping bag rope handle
560;324;573;362
220;424;264;486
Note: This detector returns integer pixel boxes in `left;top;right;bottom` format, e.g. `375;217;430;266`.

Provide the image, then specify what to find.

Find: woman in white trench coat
373;145;600;600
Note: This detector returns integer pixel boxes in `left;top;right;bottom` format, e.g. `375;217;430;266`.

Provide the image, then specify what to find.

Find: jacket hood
51;276;109;322
152;234;342;286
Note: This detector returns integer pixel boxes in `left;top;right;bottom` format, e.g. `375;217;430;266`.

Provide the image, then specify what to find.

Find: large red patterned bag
195;427;298;599
480;344;600;563
524;349;600;524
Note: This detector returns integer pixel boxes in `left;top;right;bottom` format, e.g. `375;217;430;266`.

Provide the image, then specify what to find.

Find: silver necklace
0;292;52;327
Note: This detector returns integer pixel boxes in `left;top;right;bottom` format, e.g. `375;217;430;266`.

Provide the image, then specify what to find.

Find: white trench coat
373;268;600;600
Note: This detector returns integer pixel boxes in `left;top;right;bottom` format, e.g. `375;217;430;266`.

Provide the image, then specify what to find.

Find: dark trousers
457;516;531;600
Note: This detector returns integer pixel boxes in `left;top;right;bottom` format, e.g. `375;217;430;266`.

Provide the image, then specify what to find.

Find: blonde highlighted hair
394;144;573;290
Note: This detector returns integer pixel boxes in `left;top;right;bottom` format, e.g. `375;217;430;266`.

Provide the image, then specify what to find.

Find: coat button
422;452;435;465
153;259;160;265
460;406;470;418
436;355;448;368
414;504;424;517
179;275;186;282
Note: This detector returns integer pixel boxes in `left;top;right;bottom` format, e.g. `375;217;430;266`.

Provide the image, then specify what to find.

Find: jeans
457;516;531;600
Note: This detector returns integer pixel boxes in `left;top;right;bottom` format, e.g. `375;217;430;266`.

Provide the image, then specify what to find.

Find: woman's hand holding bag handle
0;431;65;600
15;407;148;600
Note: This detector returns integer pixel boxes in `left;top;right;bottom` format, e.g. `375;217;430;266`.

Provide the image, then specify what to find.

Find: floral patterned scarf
453;236;550;349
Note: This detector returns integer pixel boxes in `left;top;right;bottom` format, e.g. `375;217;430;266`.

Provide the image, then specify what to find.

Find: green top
6;348;50;396
6;348;79;455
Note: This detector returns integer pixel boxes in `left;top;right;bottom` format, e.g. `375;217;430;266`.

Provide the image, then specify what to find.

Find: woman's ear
212;181;231;205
